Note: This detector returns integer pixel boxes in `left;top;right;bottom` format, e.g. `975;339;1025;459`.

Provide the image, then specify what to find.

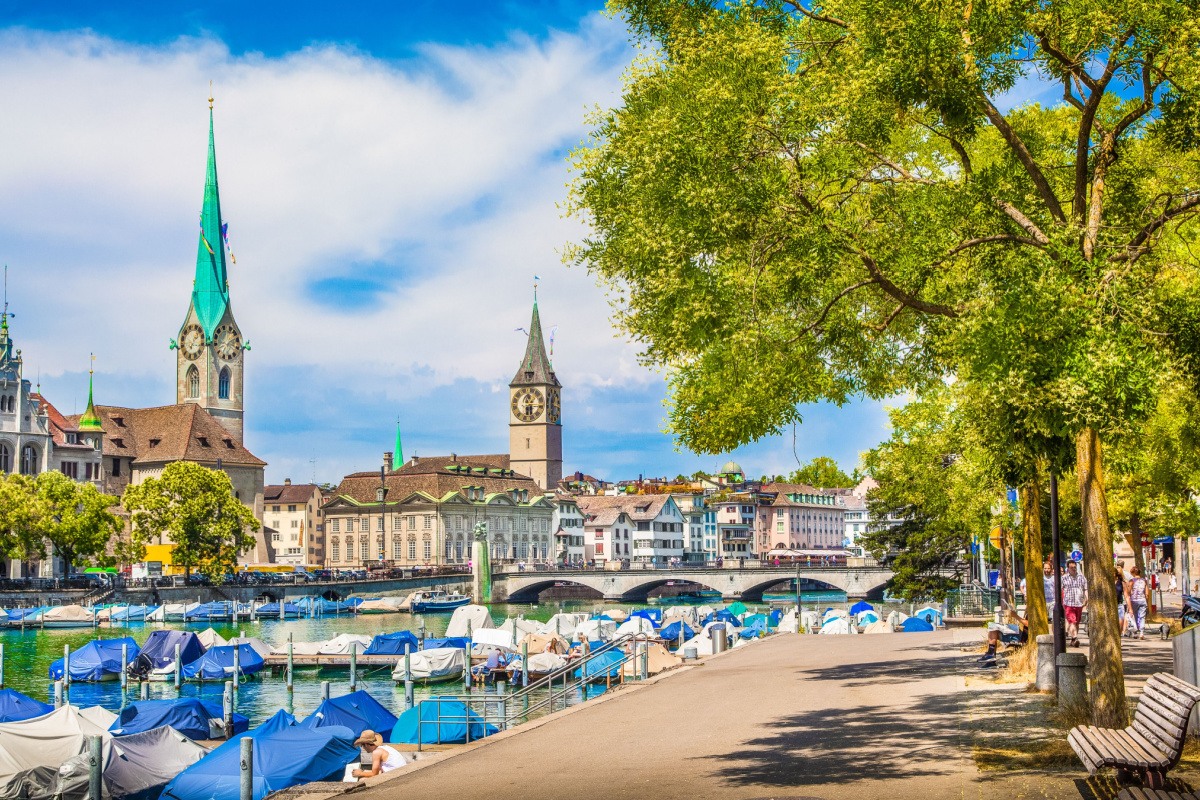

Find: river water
2;591;864;728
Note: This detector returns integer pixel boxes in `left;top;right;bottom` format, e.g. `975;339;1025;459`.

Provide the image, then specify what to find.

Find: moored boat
411;590;471;613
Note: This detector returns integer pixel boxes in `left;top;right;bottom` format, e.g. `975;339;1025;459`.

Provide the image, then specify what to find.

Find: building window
331;519;340;532
346;539;355;560
393;540;402;559
445;539;453;560
423;515;432;529
19;444;37;476
272;532;280;542
393;516;401;531
331;541;340;561
455;540;463;560
408;516;416;530
408;540;417;560
377;517;385;532
423;541;431;560
187;366;200;398
378;537;385;559
110;457;119;477
218;368;231;400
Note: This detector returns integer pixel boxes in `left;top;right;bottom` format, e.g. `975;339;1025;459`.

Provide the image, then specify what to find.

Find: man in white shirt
348;730;406;781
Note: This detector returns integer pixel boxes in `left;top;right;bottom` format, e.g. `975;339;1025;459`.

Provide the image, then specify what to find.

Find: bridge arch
615;578;723;604
504;578;606;604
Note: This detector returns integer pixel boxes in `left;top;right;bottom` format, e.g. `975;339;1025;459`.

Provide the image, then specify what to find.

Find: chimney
451;453;457;461
412;455;420;465
384;452;393;472
284;478;291;486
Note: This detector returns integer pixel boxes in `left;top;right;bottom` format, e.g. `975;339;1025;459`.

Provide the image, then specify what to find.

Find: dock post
641;642;648;681
174;644;182;690
404;647;414;710
280;601;284;621
239;736;253;800
64;645;71;689
349;643;357;692
286;642;293;692
1;642;5;688
321;680;330;701
521;642;528;688
418;621;425;649
140;682;148;701
121;643;128;690
223;681;234;738
498;694;507;731
53;680;63;708
233;645;241;690
88;735;102;800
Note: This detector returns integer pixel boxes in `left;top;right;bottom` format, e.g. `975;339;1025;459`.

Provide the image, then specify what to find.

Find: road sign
1070;549;1083;562
989;526;1005;549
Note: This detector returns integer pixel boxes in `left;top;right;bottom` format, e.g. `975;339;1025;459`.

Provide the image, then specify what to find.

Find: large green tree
32;471;123;578
569;0;1200;727
787;456;858;488
0;474;42;569
122;461;258;583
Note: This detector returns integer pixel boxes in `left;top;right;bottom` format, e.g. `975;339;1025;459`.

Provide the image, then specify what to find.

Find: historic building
508;298;562;491
322;454;555;569
263;480;324;566
173;105;246;443
576;495;685;565
552;492;585;564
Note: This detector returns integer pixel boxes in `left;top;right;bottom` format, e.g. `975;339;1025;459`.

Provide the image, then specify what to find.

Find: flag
515;327;528;335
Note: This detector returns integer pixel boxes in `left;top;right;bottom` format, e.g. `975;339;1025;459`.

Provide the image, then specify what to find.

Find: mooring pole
404;646;414;710
239;737;253;800
223;681;234;739
140;682;148;701
286;642;293;692
174;643;182;690
88;735;103;800
233;645;240;690
121;642;128;690
349;642;357;692
321;680;330;700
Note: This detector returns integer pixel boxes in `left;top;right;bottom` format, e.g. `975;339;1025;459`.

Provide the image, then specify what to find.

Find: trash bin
711;626;727;654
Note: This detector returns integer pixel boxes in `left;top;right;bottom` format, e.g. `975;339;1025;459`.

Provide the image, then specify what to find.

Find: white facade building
577;495;685;565
552;493;586;565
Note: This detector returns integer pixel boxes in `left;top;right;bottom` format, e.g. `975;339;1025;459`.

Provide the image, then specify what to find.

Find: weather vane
208;80;214;109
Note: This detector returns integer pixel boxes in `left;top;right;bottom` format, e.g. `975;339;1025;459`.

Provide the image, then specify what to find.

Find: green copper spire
79;354;103;432
393;420;403;470
192;106;230;337
510;296;559;387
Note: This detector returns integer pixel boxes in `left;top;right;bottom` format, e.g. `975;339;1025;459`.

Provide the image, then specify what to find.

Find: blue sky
1;1;907;486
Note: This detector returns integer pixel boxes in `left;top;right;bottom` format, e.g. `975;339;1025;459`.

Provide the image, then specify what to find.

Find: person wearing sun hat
348;730;406;780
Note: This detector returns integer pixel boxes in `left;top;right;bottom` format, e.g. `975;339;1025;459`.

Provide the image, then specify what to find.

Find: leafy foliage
786;456;859;488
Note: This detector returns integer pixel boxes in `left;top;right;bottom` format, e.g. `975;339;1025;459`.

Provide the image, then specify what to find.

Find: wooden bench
1069;672;1200;789
1116;789;1199;800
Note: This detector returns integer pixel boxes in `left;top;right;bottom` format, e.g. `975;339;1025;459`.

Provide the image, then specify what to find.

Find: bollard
640;642;648;680
1035;634;1056;692
350;642;357;692
140;682;149;701
404;647;414;710
239;737;254;800
223;681;234;738
321;681;330;701
121;643;128;690
280;601;284;622
286;642;293;692
174;643;182;690
64;645;71;689
54;680;63;708
88;735;103;800
233;645;240;690
711;626;727;654
1056;652;1089;714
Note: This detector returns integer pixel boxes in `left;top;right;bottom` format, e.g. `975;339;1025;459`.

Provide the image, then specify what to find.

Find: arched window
218;368;230;400
19;444;37;476
0;443;9;473
187;366;200;399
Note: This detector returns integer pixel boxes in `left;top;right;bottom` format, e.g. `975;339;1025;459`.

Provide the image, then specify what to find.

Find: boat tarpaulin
574;648;625;680
40;606;97;625
849;601;874;615
300;690;398;741
470;628;514;651
615;617;655;637
363;631;419;656
226;637;273;659
901;617;935;632
160;712;357;800
111;698;248;741
109;605;158;622
317;634;373;656
727;601;748;617
390;647;465;681
660;621;694;642
421;637;469;651
182;602;237;621
49;638;139;681
129;631;205;678
0;705;111;786
389;699;498;745
517;633;569;655
0;689;52;722
702;609;741;626
620;642;681;676
196;628;228;650
52;723;209;800
255;602;301;617
629;608;662;625
181;644;265;681
524;652;567;673
445;605;493;638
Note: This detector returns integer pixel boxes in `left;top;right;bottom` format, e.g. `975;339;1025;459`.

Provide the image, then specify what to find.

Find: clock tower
509;298;562;491
174;103;246;442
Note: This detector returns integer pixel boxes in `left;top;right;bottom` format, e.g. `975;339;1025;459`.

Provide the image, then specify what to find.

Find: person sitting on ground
350;730;405;780
980;614;1028;661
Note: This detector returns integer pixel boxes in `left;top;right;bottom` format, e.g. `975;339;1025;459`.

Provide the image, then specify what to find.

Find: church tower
508;297;562;491
174;101;246;442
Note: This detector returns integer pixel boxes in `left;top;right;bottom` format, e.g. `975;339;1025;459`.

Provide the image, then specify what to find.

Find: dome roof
721;461;743;475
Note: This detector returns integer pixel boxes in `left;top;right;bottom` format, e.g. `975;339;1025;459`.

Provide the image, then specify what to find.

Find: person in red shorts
1060;559;1089;647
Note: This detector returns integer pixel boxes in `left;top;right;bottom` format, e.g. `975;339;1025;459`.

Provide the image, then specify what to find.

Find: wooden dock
262;654;401;669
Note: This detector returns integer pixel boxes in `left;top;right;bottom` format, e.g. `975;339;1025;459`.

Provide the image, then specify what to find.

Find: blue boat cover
740;619;768;639
110;604;159;621
422;637;469;651
768;608;783;625
256;602;301;616
703;610;740;626
7;606;48;623
660;621;694;641
390;698;498;745
574;649;625;680
0;688;52;722
296;598;354;614
160;710;357;800
901;617;935;632
364;631;420;656
915;608;942;624
629;609;661;624
133;630;205;672
300;690;398;741
183;602;238;621
49;637;139;681
112;698;249;740
182;644;265;681
849;601;874;615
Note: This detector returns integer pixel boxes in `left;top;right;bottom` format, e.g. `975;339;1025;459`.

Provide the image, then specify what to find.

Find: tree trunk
1077;426;1128;728
1022;479;1049;640
1127;511;1148;585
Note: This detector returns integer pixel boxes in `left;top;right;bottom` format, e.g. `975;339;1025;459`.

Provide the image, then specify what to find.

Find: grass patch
974;736;1079;771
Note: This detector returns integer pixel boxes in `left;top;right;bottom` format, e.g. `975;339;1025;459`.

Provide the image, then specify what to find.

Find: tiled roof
576;494;672;522
580;508;629;527
759;482;821;495
64;404;265;467
328;457;542;507
30;394;93;450
390;454;511;474
264;484;321;504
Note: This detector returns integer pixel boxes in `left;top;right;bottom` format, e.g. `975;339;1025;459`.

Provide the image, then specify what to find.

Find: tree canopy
787;456;859;488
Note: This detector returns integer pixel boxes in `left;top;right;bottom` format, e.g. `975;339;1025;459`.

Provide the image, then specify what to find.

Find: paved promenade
360;631;980;800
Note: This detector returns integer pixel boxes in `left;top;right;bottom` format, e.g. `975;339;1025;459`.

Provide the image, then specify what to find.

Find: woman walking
1128;566;1149;640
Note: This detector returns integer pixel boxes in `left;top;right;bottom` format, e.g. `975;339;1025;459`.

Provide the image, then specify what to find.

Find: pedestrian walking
1170;573;1178;592
1061;560;1088;648
1042;559;1057;619
1115;565;1128;636
1128;566;1148;639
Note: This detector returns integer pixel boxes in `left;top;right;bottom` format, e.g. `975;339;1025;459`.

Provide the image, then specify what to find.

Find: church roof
510;300;559;387
64;403;265;467
190;109;231;337
78;370;103;431
328;454;541;506
29;394;95;452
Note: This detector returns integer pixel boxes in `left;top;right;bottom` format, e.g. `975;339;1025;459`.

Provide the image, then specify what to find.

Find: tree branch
1110;194;1200;263
939;234;1046;260
783;0;848;29
787;278;878;343
980;95;1067;223
992;199;1051;245
851;244;960;318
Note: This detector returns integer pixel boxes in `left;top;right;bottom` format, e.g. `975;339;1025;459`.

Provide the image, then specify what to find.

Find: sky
0;1;1054;487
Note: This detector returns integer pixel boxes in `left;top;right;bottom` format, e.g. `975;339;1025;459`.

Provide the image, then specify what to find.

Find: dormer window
223;438;234;449
197;436;210;447
112;416;125;428
149;438;160;449
112;437;125;448
66;433;77;444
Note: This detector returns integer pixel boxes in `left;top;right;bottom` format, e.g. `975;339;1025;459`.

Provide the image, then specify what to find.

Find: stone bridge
491;567;894;603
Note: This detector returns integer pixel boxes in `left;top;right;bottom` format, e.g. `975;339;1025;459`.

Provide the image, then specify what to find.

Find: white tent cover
445;605;494;638
573;619;617;642
471;628;514;651
317;634;374;655
615;617;655;637
196;628;227;650
819;617;852;635
226;636;272;658
391;647;465;681
0;705;111;784
42;606;95;625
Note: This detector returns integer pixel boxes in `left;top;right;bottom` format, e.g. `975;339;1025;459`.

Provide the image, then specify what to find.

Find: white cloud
0;17;644;401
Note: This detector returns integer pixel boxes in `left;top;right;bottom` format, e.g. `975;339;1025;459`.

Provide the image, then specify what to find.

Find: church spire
192;102;230;337
510;296;559;387
79;354;103;432
393;420;404;471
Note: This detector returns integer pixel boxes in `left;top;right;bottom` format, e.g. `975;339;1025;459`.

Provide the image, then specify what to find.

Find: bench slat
1068;728;1105;773
1153;673;1200;703
1113;727;1170;767
1137;692;1191;729
1136;698;1189;741
1091;727;1152;768
1133;712;1183;751
1145;678;1199;713
1132;720;1173;755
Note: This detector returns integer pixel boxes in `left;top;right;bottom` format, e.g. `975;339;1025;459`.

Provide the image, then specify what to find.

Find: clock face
547;389;561;424
214;324;242;361
511;388;545;423
180;324;205;361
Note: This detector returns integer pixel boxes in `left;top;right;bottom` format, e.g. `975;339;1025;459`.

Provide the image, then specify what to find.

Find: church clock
214;324;242;361
547;388;561;424
511;387;545;422
180;324;205;361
